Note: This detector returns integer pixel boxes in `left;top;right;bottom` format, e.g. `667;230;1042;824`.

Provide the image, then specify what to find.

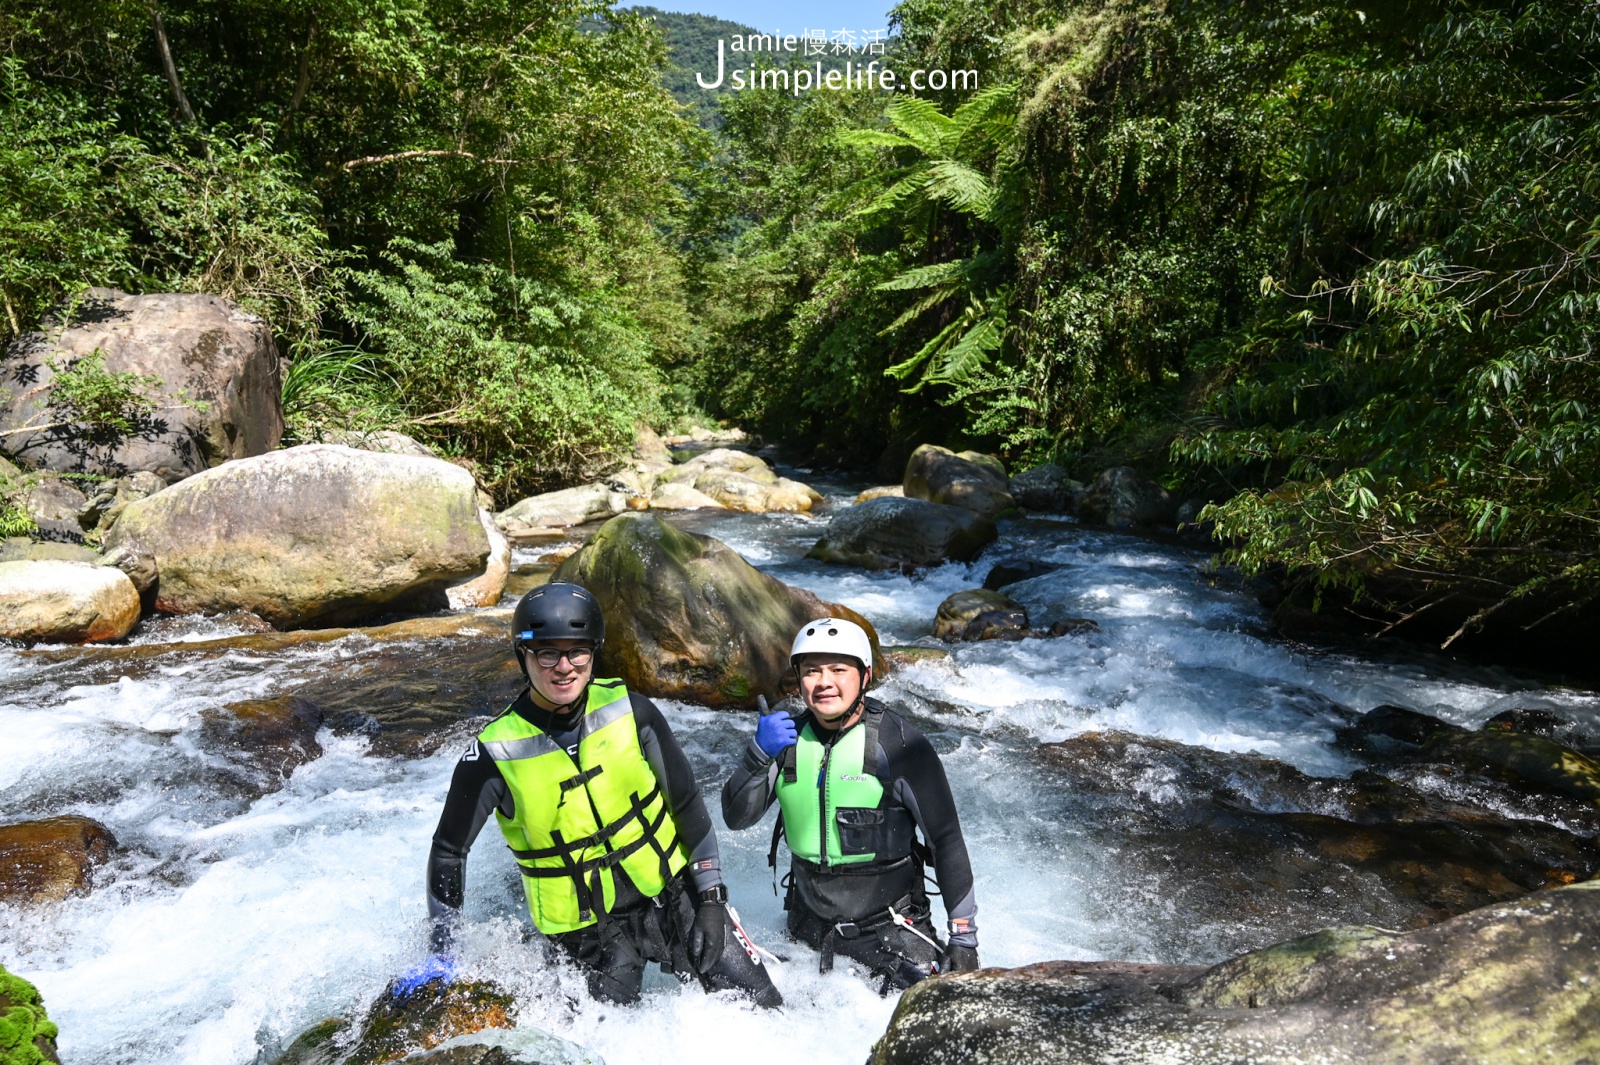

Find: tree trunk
286;13;317;126
147;2;197;125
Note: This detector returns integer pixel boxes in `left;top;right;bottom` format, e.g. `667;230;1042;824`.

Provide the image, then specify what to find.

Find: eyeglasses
523;646;595;669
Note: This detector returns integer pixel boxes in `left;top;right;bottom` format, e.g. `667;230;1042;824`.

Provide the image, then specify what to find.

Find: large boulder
632;421;674;465
0;816;118;904
1077;467;1177;530
554;512;886;706
871;879;1600;1064
903;444;1014;519
101;444;489;628
1008;464;1085;513
655;448;821;513
495;483;627;531
646;481;727;511
933;589;1029;641
319;430;437;458
0;964;61;1065
0;289;282;483
446;511;511;609
807;497;997;572
0;559;141;643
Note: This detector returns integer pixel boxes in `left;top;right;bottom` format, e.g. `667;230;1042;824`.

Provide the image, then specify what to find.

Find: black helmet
511;583;605;649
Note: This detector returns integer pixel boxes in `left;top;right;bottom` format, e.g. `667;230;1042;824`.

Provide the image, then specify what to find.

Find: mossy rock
0;964;61;1065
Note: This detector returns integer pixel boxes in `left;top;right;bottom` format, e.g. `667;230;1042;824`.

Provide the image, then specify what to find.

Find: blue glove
754;697;798;758
392;953;456;997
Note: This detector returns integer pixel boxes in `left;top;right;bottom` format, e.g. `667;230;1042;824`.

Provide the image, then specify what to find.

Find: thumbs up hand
754;695;798;757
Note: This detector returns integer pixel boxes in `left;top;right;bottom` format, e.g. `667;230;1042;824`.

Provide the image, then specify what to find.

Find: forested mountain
2;0;1597;653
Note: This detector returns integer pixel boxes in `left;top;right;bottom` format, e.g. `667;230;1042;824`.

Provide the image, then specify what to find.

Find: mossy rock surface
0;963;61;1065
902;444;1014;519
556;513;885;706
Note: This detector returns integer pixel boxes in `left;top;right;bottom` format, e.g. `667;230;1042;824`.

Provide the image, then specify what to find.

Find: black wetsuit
722;698;978;990
428;688;779;1007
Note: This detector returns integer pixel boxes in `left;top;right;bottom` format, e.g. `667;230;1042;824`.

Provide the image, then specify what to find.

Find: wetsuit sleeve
631;693;723;894
427;738;512;933
721;735;780;831
883;715;979;947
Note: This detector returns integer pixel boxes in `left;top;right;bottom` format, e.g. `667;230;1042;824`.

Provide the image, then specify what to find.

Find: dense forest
2;0;1597;652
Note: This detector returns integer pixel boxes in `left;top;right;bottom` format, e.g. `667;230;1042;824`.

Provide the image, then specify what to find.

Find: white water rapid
4;474;1597;1065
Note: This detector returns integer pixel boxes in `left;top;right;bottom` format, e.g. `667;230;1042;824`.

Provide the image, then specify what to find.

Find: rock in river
101;444;489;628
807;497;997;572
932;589;1029;641
0;559;141;643
0;963;61;1065
902;444;1014;518
1077;466;1177;530
272;977;515;1065
1008;463;1084;513
0;815;118;904
0;288;283;483
200;696;324;785
496;482;627;532
555;512;885;706
871;879;1600;1064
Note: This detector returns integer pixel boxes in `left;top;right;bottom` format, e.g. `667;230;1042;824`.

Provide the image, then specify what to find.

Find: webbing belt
512;787;674;922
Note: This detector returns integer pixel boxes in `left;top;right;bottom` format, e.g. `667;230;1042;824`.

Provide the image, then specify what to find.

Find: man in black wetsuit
425;583;780;1007
722;617;980;991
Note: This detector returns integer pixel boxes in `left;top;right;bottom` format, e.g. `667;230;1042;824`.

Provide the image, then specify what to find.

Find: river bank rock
656;448;821;513
646;481;727;511
0;964;61;1065
554;512;885;706
447;512;511;609
496;483;627;532
76;470;167;534
319;430;436;457
903;445;1014;519
871;880;1600;1064
807;497;997;572
0;539;101;565
102;444;489;628
0;816;118;904
0;560;141;643
632;421;674;465
0;289;282;483
1077;467;1176;530
933;589;1029;641
1008;464;1084;513
16;472;87;543
854;485;903;503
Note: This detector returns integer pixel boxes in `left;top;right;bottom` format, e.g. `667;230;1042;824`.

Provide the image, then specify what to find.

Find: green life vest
774;708;913;867
478;679;687;934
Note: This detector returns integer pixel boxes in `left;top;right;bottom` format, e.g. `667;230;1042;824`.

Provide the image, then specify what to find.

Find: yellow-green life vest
477;679;687;934
775;713;903;866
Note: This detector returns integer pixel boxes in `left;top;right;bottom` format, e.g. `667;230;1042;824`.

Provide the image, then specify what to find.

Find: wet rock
982;558;1062;590
646;481;727;511
319;430;437;457
902;444;1014;519
933;589;1029;642
496;483;627;531
102;444;489;628
1484;707;1599;752
273;979;516;1065
1007;464;1084;513
1333;704;1467;763
1077;467;1176;530
807;497;997;572
19;473;87;543
0;815;118;904
0;559;141;643
1044;617;1099;637
200;696;324;780
447;511;511;609
0;963;62;1065
882;645;952;668
0;288;282;483
854;485;903;503
1425;730;1600;806
871;880;1600;1064
555;512;886;706
1038;731;1597;935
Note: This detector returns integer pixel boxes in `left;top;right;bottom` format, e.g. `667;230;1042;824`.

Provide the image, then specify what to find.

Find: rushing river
4;471;1598;1065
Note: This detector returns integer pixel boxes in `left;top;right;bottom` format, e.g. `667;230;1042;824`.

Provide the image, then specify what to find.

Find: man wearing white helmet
721;617;980;990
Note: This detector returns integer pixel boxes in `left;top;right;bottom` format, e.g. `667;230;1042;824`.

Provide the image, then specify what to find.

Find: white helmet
790;617;872;671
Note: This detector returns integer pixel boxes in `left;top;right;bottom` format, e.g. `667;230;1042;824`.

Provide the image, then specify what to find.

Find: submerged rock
902;444;1014;519
982;558;1062;590
0;559;141;643
555;512;885;706
0;288;282;483
0;963;61;1064
1077;467;1176;530
933;589;1029;641
200;696;324;782
0;815;118;904
807;497;997;572
103;444;489;628
871;880;1600;1064
272;979;516;1065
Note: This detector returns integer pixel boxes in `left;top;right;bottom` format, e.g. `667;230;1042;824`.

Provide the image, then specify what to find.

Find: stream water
3;472;1598;1065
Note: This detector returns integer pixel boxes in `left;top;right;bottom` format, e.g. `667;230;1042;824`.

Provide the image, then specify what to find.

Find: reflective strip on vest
775;718;885;866
478;680;687;933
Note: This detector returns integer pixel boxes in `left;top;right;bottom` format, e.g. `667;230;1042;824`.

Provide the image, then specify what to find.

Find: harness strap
860;704;883;778
508;783;663;859
514;802;671;880
547;828;592;922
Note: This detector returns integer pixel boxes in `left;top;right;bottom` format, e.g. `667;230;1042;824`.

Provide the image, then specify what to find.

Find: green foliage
0;963;59;1065
46;349;164;436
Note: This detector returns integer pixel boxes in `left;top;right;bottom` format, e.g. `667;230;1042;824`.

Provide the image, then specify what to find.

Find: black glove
943;944;980;972
689;895;727;974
